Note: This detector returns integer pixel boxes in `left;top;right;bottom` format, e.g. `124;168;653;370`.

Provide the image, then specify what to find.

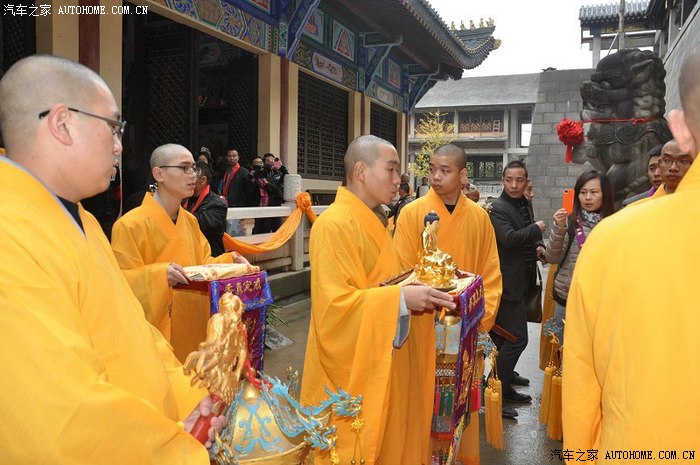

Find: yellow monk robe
393;188;502;464
563;156;700;462
0;157;208;464
301;187;434;465
394;188;502;329
112;192;232;361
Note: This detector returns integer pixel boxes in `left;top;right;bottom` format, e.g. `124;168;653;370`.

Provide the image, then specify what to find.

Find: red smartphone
562;189;574;215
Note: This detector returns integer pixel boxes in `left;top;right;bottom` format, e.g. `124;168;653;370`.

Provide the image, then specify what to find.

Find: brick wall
526;68;594;227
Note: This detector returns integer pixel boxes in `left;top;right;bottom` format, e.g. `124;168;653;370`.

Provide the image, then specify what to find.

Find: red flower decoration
556;118;584;163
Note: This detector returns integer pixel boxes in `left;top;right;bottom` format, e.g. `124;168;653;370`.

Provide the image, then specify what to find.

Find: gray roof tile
579;1;649;24
416;73;541;108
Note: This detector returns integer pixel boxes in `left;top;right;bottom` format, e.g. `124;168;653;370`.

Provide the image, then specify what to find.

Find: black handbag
526;265;543;323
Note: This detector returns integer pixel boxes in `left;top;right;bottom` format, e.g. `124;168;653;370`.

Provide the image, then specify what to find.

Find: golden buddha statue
414;211;457;290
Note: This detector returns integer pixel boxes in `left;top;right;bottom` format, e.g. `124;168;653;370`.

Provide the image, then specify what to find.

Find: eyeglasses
660;158;692;168
159;165;197;174
38;107;126;140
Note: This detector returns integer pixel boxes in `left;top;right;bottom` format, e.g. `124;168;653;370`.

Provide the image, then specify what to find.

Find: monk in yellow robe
301;135;456;465
563;49;700;461
112;144;238;362
0;55;224;464
394;144;502;464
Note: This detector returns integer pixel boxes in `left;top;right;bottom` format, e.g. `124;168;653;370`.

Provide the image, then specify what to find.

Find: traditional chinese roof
397;0;498;72
416;73;540;109
327;0;497;79
579;1;650;26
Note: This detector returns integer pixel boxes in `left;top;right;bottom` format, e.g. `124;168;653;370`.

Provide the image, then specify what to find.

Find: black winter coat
186;191;228;257
489;192;543;302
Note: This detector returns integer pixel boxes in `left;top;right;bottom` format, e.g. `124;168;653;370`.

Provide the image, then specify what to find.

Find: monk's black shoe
502;404;519;419
511;371;530;386
503;389;532;404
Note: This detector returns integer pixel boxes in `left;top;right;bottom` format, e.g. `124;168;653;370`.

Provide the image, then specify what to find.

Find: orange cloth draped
222;192;317;254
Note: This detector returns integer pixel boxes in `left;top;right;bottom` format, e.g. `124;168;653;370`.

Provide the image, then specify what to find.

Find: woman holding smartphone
545;170;615;343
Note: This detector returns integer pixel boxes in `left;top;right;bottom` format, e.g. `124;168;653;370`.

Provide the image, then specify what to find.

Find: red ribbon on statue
556;118;583;164
556;116;657;164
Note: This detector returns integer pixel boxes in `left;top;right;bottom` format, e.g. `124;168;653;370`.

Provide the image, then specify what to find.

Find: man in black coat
489;160;546;417
217;149;254;207
185;162;227;256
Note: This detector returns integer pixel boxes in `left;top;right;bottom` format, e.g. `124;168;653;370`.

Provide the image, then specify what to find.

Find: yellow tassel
484;384;492;445
493;377;502;415
540;364;554;424
547;373;563;441
490;389;504;450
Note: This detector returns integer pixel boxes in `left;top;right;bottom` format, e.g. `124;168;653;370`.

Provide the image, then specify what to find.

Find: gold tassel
485;350;504;450
494;377;502;415
540;364;553;424
484;381;492;445
547;371;563;440
490;386;504;449
540;332;559;424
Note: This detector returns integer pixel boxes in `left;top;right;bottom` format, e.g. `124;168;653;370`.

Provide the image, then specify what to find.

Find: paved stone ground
263;285;563;465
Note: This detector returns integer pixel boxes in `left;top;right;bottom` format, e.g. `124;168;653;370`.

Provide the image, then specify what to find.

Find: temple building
409;72;538;199
0;0;498;233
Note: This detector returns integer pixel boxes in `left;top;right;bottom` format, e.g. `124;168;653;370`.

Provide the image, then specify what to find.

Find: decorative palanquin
431;275;485;464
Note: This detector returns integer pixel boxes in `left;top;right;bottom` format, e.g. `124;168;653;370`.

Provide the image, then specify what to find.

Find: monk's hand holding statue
403;284;456;312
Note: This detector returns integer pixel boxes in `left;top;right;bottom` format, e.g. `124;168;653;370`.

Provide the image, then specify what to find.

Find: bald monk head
150;143;197;201
430;144;468;205
0;55;122;203
344;135;400;209
659;140;693;193
669;46;700;159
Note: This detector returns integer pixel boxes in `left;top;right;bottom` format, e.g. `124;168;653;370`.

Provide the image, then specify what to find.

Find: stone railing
225;174;328;272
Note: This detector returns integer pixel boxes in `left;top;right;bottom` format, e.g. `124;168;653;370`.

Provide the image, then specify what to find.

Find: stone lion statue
571;49;673;204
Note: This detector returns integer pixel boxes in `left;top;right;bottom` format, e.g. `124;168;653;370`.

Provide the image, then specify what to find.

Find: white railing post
284;174;304;271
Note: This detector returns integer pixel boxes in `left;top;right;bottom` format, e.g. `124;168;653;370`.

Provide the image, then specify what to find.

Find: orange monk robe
393;188;502;465
112;192;232;361
0;158;208;464
301;187;434;465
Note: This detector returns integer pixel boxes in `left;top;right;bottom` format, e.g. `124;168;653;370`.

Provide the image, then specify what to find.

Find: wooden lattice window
297;72;348;180
370;103;397;148
466;155;504;181
1;14;36;75
458;111;504;134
